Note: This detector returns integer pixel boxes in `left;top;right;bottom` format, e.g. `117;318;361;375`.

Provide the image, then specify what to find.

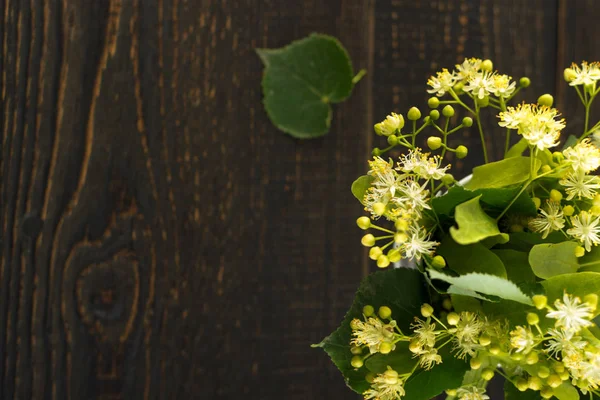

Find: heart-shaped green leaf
449;195;509;245
465;157;539;190
257;33;360;138
529;241;580;279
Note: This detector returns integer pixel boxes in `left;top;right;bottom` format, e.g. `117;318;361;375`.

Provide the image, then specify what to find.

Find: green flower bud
528;376;542;391
456;145;468;159
525;351;547;370
423;116;431;124
585;294;598;311
442;105;455;118
395;219;409;231
378;306;392;319
575;246;586;258
394;232;408;244
533;295;548;310
429;109;440;120
462;116;473;127
369;247;382;260
563;205;575;216
559;370;570;381
479;334;491;346
427;136;442;150
516;378;529;392
365;372;376;383
470;356;482;370
383;369;399;385
540;165;552;174
489;344;500;355
363;305;375;316
373;202;386;216
372;148;381;156
481;59;493;72
592;205;600;216
442;298;452;311
538;94;554;107
387;135;399;146
511;352;523;361
421;303;434;317
351;355;364;368
553;363;565;373
361;234;376;247
350;319;361;330
407;107;422;121
552;151;565;163
379;341;394;354
564;67;578;83
537;366;550;378
387;249;401;263
547;374;562;388
527;312;539;325
356;216;371;230
540;387;554;399
454;81;465;92
532;197;541;209
377;255;390;268
447;312;460;325
482;368;495;381
441;173;455;185
445;389;457;396
373;123;384;136
519;77;531;88
549;189;563;202
431;255;446;269
409;340;422;354
351;346;363;355
428;97;440;108
476;95;489;107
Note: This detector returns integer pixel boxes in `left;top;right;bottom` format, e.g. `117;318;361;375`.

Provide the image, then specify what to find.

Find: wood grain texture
0;1;597;399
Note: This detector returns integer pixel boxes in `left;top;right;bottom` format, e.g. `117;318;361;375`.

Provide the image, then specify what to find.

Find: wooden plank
0;0;373;399
373;0;558;172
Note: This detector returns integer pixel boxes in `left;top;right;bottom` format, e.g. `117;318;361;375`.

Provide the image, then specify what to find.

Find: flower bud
351;346;363;355
369;247;383;260
442;298;452;311
462;117;473;127
585;294;598;311
552;362;565;373
387;135;399;146
480;59;493;71
519;77;531;88
470;356;482;370
549;189;563;202
516;378;529;392
356;216;371;230
441;174;455;185
363;305;375;317
527;312;539;325
372;148;381;156
538;94;554;107
447;312;460;325
482;368;495;381
552;151;565;163
540;165;552;174
575;246;586;258
351;356;364;368
375;113;405;136
528;376;542;391
547;374;562;388
442;105;455;118
378;306;392;319
540;387;554;399
379;341;394;354
387;249;401;263
350;319;361;330
395;219;409;231
594;194;600;206
476;95;489;107
365;372;376;383
361;234;376;247
563;205;575;216
377;255;390;268
559;370;570;381
489;344;501;355
445;389;457;396
421;304;434;318
533;295;548;310
454;81;465;93
429;110;440;121
479;334;491;346
537;366;550;378
532;197;541;209
409;340;422;354
427;136;442;150
407;107;422;121
591;205;600;216
431;255;446;269
423;116;431;124
511;352;523;361
564;67;578;83
456;145;468;159
372;204;386;217
428;97;440;108
383;369;399;385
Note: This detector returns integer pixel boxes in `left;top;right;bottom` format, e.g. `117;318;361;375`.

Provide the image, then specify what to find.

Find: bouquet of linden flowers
314;58;600;400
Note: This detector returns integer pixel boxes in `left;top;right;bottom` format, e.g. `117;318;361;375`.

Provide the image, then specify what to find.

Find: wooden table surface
0;0;598;399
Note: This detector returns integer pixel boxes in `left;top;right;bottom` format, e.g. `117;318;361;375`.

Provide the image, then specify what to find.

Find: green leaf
351;175;374;204
257;33;357;138
563;134;578;150
436;238;507;278
314;269;427;394
494;231;565;252
428;270;533;305
483;299;531;327
541;272;600;308
365;342;415;375
449;195;509;245
553;382;580;400
432;186;477;217
403;347;469;400
492;249;536;283
451;294;483;313
528;241;580;279
505;138;529;159
464;157;539;190
577;246;600;272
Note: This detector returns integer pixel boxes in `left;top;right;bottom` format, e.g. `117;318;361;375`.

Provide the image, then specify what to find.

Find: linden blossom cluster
351;293;600;400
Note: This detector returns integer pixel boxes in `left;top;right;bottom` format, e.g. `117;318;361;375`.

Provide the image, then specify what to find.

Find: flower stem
352;69;367;85
474;103;489;164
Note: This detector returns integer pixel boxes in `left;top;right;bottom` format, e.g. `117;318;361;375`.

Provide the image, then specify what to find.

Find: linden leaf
464;157;539;189
351;175;374;204
257;33;361;138
449;195;509;245
528;241;580;279
428;270;533;306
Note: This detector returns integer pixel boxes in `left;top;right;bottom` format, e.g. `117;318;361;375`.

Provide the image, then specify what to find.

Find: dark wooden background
0;0;598;399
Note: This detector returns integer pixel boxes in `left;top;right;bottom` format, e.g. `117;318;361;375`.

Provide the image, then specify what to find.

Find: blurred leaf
450;196;509;245
492;249;536;283
437;238;507;278
465;157;539;190
529;241;580;279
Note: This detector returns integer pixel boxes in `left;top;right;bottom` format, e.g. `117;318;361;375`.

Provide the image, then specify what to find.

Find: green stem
352;69;367;85
448;88;475;114
499;97;511;157
496;180;531;222
474;102;489;164
412;120;417;146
